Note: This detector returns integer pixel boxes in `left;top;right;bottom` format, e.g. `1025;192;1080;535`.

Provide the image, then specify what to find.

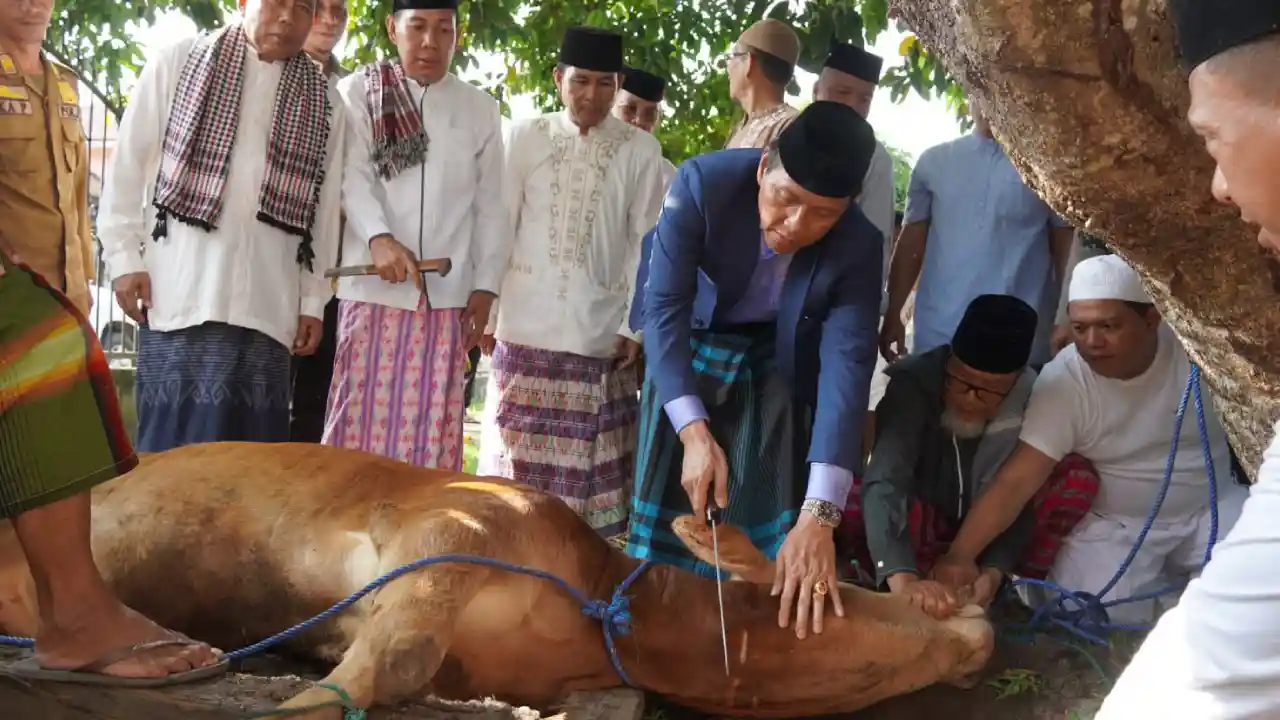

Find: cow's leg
273;525;492;719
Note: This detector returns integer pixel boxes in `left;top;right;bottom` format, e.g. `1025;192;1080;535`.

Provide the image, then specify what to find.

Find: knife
707;505;730;677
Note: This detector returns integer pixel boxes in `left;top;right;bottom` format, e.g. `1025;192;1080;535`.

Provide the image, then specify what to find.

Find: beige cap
737;18;801;66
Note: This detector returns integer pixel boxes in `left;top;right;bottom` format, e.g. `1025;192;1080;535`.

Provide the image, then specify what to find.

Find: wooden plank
0;648;544;720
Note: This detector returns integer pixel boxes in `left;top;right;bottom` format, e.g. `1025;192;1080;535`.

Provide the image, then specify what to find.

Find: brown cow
0;443;994;718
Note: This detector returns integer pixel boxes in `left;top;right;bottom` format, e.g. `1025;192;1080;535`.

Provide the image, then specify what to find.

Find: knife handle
706;506;723;524
323;257;453;279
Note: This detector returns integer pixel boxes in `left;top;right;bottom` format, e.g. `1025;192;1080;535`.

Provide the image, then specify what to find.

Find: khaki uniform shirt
0;47;92;312
724;103;798;150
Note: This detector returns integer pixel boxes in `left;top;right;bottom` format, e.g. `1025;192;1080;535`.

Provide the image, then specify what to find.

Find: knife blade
708;505;730;676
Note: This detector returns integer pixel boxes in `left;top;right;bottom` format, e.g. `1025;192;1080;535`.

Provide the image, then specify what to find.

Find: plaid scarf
151;24;332;270
364;60;429;181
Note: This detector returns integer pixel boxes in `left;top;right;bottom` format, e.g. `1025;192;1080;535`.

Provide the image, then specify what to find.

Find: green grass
987;668;1045;700
463;435;479;474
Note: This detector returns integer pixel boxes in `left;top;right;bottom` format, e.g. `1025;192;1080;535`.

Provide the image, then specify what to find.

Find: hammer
323;258;453;280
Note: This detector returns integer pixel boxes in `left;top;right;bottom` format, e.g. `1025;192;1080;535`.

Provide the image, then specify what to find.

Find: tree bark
891;0;1280;473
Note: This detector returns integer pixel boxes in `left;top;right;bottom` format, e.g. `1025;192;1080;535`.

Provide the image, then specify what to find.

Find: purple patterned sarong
477;340;639;541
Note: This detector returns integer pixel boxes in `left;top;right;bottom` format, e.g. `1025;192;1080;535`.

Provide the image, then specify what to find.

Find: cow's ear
669;516;774;584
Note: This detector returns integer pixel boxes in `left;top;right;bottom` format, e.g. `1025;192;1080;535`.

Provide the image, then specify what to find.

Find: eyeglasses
944;372;1011;403
719;50;748;68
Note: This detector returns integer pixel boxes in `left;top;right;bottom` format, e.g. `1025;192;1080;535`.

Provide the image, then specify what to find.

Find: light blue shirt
904;133;1069;364
663;238;853;509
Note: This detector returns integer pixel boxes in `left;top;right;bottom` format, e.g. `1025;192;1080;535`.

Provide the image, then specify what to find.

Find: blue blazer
642;148;884;473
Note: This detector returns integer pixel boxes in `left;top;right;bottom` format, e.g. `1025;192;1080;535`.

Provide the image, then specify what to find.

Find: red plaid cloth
363;61;430;181
154;23;331;269
838;453;1100;582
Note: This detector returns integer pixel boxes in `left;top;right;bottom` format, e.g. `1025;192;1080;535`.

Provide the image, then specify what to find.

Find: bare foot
34;599;222;679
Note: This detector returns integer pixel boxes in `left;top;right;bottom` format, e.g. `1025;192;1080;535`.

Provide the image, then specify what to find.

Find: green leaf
51;0;967;157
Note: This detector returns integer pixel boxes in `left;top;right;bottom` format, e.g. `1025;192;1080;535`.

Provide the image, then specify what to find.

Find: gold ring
813;580;829;596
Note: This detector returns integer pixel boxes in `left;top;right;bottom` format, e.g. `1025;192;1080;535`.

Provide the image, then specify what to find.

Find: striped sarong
135;321;292;451
0;261;138;518
838;454;1100;582
625;324;809;579
478;341;639;541
322;299;466;469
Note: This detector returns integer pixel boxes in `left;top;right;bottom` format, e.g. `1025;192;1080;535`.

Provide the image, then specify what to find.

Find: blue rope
1;556;653;688
1005;364;1220;646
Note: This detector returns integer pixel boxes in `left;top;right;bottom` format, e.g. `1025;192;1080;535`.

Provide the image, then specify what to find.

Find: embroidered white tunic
97;36;345;349
491;112;665;358
337;73;510;310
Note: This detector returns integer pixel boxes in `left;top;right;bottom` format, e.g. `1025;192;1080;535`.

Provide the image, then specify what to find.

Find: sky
135;11;962;161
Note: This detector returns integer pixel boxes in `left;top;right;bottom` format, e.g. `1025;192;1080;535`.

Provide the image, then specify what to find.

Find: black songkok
392;0;459;11
775;101;875;198
621;66;666;102
823;41;884;84
558;26;624;73
951;294;1039;375
1167;0;1280;69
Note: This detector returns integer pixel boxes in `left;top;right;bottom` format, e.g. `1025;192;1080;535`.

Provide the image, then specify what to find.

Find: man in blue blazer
626;101;883;638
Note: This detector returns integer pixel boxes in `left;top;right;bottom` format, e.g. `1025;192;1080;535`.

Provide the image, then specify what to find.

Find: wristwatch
801;498;842;528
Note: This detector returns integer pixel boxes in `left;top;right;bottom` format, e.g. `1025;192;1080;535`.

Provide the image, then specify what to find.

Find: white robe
1097;428;1274;719
97;36;345;349
337;72;510;311
489;112;665;358
861;140;899;410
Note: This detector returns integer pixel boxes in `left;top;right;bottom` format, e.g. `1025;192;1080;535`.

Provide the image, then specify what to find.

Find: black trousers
289;296;340;443
462;345;482;409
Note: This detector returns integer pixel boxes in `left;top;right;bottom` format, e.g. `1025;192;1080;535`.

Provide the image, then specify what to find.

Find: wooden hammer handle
323;257;453;279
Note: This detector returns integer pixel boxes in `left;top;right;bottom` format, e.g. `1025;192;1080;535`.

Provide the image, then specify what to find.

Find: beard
941;407;987;439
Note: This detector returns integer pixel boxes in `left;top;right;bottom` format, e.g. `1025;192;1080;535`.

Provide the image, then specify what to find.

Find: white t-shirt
1020;325;1231;519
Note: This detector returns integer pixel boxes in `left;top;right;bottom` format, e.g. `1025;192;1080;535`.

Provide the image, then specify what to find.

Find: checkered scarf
151;23;332;270
364;60;429;181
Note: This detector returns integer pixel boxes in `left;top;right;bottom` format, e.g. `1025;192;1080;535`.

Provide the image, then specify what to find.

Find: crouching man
845;294;1101;617
932;256;1248;624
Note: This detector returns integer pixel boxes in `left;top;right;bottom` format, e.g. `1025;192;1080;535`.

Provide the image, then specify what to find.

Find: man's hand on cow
293;315;323;355
878;314;907;363
369;234;425;295
112;271;153;324
678;420;728;526
928;554;982;589
460;291;495;350
773;513;845;638
613;335;642;371
1050;323;1073;356
963;567;1004;608
887;573;958;619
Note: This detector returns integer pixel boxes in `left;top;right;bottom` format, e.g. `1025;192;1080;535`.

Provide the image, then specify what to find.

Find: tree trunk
891;0;1280;473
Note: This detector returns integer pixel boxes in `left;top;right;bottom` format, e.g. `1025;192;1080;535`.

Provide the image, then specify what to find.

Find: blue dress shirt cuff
664;395;709;433
805;463;854;508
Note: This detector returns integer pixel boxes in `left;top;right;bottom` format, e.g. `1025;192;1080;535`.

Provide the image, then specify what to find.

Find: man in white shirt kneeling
323;0;509;469
931;255;1248;624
